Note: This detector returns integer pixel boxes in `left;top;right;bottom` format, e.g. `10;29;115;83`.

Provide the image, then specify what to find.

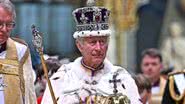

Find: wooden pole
32;25;57;104
39;51;58;104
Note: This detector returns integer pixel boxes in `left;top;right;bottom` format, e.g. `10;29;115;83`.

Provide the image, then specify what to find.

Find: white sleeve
23;53;37;104
14;41;27;61
123;74;142;104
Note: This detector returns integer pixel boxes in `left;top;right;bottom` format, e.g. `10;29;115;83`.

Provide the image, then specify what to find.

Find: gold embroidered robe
0;38;36;104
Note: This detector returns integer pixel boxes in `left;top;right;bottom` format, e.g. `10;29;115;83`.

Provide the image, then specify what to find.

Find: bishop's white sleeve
23;53;37;104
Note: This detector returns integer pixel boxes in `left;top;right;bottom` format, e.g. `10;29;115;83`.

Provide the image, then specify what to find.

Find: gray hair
0;0;16;21
76;37;84;45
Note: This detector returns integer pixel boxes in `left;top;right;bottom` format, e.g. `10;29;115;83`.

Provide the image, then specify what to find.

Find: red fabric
37;96;43;104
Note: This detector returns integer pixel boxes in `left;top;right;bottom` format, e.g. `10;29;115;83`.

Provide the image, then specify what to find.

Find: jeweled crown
72;0;110;32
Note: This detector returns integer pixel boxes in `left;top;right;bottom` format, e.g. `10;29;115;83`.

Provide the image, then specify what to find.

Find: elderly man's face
76;36;109;68
0;6;14;44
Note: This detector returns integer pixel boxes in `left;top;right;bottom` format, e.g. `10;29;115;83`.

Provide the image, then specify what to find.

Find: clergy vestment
0;38;37;104
149;76;166;104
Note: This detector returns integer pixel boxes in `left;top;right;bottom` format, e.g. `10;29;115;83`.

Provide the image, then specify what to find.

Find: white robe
42;57;141;104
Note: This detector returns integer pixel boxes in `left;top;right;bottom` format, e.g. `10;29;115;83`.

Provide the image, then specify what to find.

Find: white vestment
0;38;37;104
42;57;141;104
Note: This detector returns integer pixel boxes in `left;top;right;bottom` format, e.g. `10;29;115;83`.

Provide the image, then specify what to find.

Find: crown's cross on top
80;13;88;24
32;25;43;53
109;73;121;95
86;0;96;6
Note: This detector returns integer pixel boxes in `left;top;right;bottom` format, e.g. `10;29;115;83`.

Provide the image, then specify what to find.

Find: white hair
0;0;16;21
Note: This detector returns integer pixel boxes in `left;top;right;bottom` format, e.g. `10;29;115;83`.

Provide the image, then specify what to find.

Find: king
41;0;141;104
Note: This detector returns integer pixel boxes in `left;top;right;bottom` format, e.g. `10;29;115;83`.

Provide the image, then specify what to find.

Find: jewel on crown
72;0;110;31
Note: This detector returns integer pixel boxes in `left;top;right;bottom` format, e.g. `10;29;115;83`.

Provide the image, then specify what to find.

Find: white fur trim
73;30;111;39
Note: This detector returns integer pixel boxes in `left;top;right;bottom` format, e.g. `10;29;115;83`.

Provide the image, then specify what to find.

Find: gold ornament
169;71;185;104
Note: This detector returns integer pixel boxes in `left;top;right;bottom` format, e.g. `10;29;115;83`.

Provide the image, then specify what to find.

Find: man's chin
93;59;103;64
0;39;7;45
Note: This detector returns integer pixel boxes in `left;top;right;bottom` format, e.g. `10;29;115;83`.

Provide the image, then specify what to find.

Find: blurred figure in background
35;58;61;104
141;48;166;104
133;74;152;104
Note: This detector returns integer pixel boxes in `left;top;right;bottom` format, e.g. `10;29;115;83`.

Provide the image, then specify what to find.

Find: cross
80;13;88;24
109;73;121;95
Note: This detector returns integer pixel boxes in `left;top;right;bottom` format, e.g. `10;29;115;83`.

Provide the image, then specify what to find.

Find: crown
72;3;110;32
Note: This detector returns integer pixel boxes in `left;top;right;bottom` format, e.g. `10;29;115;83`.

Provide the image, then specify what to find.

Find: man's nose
147;64;153;70
95;41;101;50
147;64;152;68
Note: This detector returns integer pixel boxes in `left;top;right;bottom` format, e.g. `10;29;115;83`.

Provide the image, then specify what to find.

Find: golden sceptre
31;25;57;104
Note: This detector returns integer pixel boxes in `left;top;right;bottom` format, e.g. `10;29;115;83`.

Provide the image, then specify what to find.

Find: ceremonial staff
31;25;58;104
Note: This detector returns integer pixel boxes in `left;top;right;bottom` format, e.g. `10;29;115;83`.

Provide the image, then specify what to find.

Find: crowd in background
32;55;70;104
